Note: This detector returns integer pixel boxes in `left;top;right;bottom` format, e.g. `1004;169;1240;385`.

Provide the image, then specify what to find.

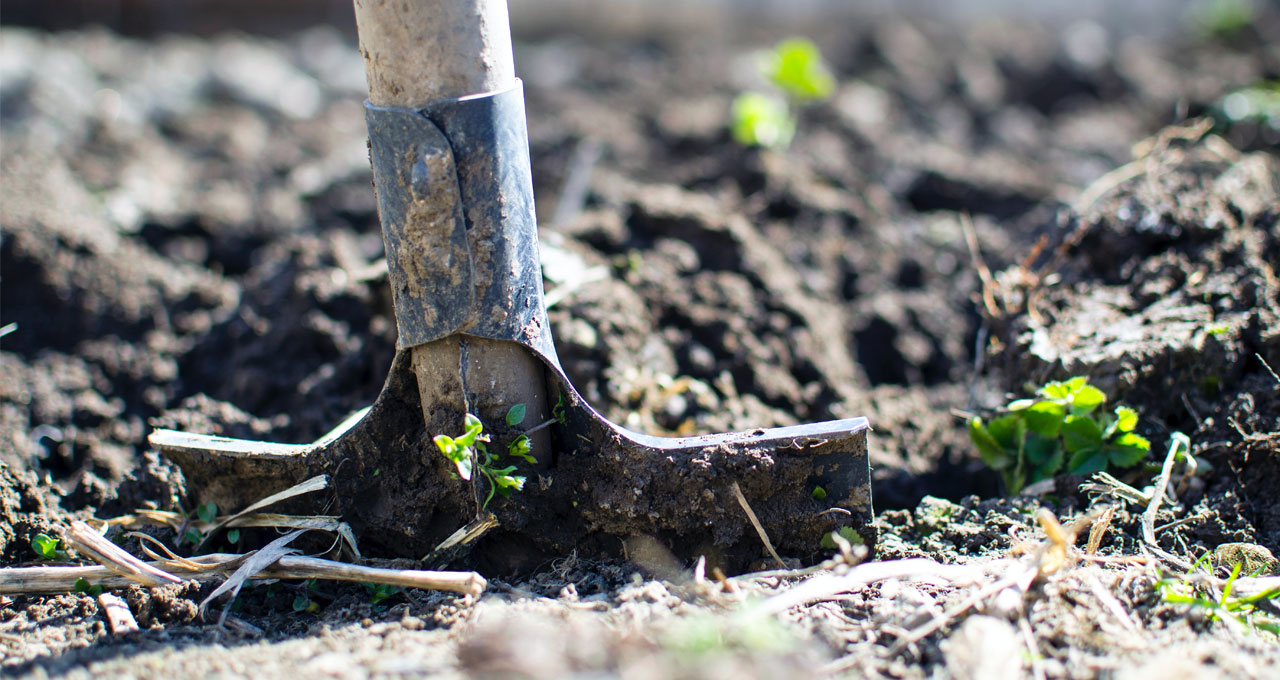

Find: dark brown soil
2;4;1278;678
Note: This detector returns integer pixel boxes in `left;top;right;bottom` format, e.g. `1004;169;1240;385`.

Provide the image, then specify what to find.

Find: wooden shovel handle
353;0;517;107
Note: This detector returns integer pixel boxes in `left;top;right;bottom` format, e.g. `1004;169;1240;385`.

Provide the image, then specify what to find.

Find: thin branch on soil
959;213;1001;319
1141;433;1194;571
753;558;989;617
0;553;487;597
1018;615;1048;680
1257;353;1280;385
730;481;787;570
1084;570;1139;632
885;567;1033;658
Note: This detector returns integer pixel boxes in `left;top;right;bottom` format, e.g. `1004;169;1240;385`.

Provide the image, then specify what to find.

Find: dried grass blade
199;529;305;626
199;475;329;548
730;481;786;570
224;513;361;559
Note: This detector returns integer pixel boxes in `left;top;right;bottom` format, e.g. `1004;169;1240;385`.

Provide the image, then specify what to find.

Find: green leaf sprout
74;577;104;597
32;533;61;560
433;412;530;510
969;377;1151;494
762;38;836;101
731;37;836;149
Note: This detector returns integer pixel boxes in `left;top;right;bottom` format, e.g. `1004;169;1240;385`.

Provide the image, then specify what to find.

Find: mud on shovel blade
149;0;873;569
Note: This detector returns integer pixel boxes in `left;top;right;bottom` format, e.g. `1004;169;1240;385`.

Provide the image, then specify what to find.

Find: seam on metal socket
365;102;474;347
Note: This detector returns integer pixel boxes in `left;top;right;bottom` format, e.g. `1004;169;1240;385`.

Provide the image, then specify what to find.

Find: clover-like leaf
1023;401;1066;437
1106;441;1149;468
969;418;1012;469
1113;406;1139;433
454;456;473;481
1024;433;1062;466
731;92;795;149
196;502;218;524
1067;447;1109;476
1041;380;1073;400
1068;384;1106;415
986;415;1025;449
1061;415;1104;453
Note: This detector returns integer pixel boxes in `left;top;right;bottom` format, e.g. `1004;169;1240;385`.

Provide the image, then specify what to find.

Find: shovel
150;0;873;571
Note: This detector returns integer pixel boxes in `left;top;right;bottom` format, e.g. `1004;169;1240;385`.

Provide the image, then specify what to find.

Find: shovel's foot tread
148;430;316;459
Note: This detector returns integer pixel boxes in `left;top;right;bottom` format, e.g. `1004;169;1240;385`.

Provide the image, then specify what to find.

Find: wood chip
97;593;139;634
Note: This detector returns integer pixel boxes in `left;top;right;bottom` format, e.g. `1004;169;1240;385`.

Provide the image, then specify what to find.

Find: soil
2;5;1279;678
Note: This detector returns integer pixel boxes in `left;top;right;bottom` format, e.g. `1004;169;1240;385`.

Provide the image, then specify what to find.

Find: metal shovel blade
150;6;873;570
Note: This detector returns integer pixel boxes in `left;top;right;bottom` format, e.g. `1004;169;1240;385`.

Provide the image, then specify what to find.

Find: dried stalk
65;521;182;587
0;553;486;597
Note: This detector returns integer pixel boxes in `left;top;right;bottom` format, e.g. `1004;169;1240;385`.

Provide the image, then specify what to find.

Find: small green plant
731;93;795;149
820;526;862;550
433;406;530;510
731;37;835;149
74;577;104;597
363;582;398;606
811;486;828;501
969;377;1151;494
763;38;836;101
1158;558;1280;636
292;579;321;613
196;502;218;524
552;393;568;426
31;533;67;561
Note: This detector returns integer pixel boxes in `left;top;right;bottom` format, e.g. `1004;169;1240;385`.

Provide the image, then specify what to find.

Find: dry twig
0;553;486;597
730;481;787;570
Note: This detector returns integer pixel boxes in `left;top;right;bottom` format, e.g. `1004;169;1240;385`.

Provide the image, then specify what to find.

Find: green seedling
292;579;322;613
1158;558;1280;636
196;502;218;524
820;526;863;550
969;376;1151;494
552;393;568;426
434;410;529;510
31;533;68;561
226;528;241;545
731;37;835;149
811;486;828;501
762;37;836;101
74;577;104;597
363;582;398;606
731;93;794;149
